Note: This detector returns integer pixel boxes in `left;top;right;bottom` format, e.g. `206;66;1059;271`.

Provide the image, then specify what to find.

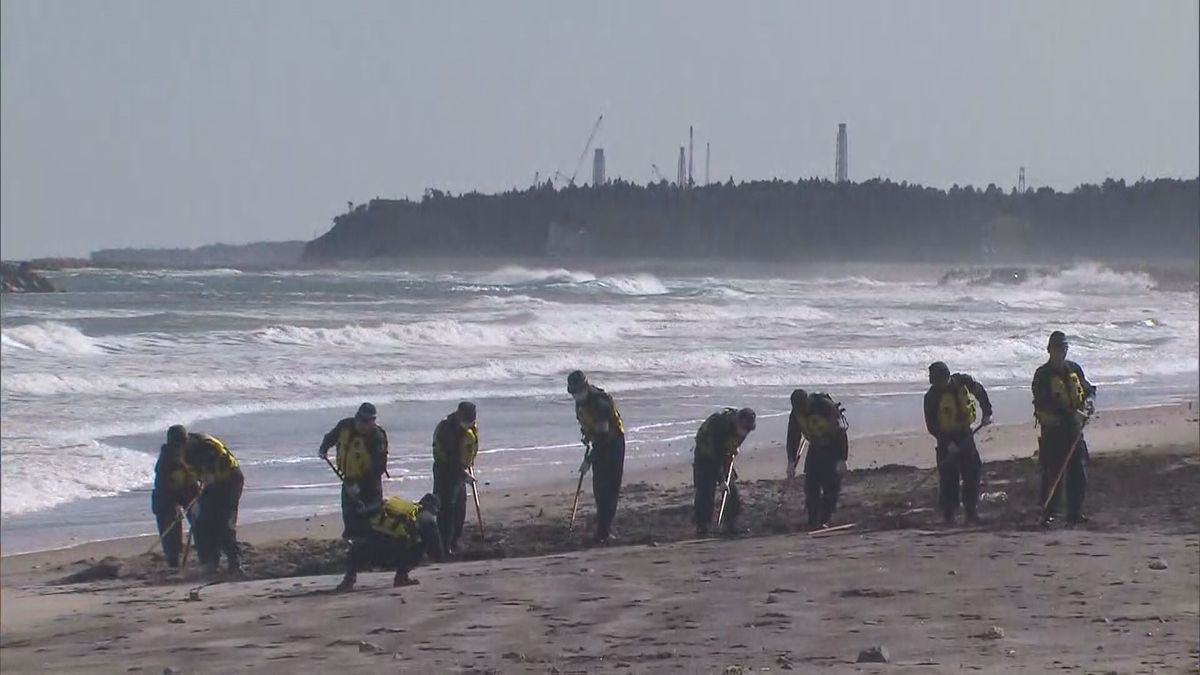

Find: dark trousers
151;490;195;566
1040;425;1089;520
591;435;626;539
804;448;842;527
341;477;382;540
194;471;243;570
345;513;442;581
693;453;740;529
935;431;982;518
433;463;468;554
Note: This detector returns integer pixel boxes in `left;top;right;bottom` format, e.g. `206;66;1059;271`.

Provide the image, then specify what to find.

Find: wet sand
1;402;1196;673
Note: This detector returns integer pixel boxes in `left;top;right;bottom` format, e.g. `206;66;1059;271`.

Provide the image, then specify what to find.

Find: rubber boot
336;573;356;592
393;571;419;588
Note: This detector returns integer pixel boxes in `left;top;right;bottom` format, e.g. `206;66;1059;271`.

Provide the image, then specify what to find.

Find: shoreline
0;403;1195;673
3;400;1194;573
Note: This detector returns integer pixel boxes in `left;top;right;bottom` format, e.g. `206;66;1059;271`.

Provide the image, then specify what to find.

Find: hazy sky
2;1;1197;258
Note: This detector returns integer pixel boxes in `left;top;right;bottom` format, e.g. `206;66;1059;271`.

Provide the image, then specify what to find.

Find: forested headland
303;178;1198;264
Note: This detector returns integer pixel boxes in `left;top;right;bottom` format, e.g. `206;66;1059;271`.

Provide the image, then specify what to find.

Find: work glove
718;479;730;492
463;470;477;485
318;446;329;460
1084;399;1096;417
579;458;591;476
835;460;848;477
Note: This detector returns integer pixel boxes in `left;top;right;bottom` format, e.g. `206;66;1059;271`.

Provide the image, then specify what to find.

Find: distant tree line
302;177;1198;263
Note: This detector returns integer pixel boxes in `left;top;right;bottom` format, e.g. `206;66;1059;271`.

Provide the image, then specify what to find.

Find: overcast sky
2;1;1197;259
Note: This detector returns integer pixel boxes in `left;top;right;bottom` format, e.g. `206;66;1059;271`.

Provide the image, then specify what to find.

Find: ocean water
1;262;1196;554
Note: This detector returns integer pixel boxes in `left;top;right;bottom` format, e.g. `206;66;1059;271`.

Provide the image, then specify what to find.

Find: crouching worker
152;426;201;568
173;425;245;576
693;407;757;537
337;493;445;591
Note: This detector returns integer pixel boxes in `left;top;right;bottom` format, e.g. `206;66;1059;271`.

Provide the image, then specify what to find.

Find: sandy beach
1;402;1196;673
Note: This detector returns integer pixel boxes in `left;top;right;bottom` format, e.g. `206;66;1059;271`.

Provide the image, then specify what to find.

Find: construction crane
650;164;666;183
567;115;604;186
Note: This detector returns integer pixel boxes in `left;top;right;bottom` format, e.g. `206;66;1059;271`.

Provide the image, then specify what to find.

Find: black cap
167;424;188;445
456;401;477;423
1048;331;1068;349
355;402;377;421
418;493;441;512
567;370;588;394
790;389;808;407
735;407;757;431
929;361;951;379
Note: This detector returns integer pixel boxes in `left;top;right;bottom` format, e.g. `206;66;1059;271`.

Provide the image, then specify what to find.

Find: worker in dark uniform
431;401;479;556
693;407;757;536
567;371;626;544
787;390;849;530
336;493;445;591
1032;331;1096;526
318;403;389;540
924;362;994;525
152;426;201;568
174;426;245;576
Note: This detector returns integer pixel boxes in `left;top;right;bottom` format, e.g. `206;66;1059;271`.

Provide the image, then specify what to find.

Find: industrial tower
593;148;606;186
835;123;848;183
677;147;686;186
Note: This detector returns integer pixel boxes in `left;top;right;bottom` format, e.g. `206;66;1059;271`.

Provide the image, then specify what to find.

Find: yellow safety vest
697;409;744;461
335;426;374;481
368;497;420;543
433;424;479;467
1035;370;1086;425
936;386;977;434
577;392;625;437
795;395;844;445
195;434;239;483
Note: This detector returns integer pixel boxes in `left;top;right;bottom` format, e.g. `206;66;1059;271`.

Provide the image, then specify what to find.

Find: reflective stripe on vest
196;435;239;483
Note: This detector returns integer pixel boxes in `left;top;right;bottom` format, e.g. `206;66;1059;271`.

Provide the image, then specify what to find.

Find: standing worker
318;403;389;540
336;493;445;591
172;426;245;576
567;370;626;544
152;426;201;568
431;401;479;556
693;407;757;536
924;362;994;525
788;389;849;530
1032;331;1096;526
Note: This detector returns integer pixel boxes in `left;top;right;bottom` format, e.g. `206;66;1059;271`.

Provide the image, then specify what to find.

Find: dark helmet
456;401;477;423
1047;331;1068;349
418;493;441;512
567;370;588;394
735;407;757;432
790;388;808;407
355;402;377;422
166;424;188;445
928;361;951;382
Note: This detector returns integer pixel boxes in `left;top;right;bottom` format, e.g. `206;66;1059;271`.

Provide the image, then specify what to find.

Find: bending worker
431;401;479;556
337;493;444;591
1032;331;1096;526
693;407;757;536
567;370;626;544
787;389;849;530
924;362;994;525
151;427;201;568
170;425;245;576
318;403;389;540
